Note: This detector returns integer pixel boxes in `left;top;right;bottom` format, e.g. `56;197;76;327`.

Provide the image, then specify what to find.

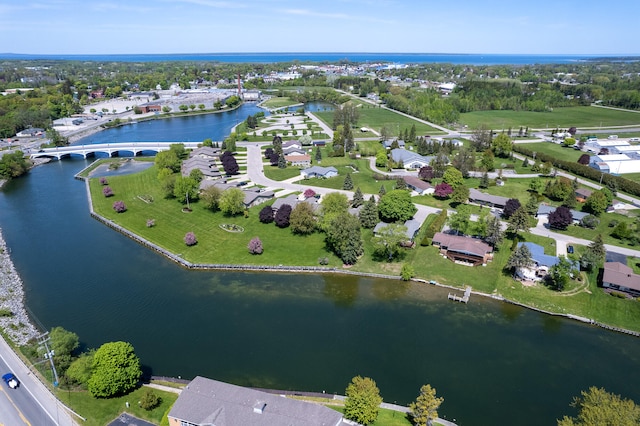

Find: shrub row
420;209;448;246
512;145;640;198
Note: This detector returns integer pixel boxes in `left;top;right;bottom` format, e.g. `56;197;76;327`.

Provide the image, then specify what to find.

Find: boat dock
448;286;471;303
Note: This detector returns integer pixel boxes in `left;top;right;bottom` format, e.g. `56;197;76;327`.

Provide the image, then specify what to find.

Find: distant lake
1;108;639;426
0;52;622;65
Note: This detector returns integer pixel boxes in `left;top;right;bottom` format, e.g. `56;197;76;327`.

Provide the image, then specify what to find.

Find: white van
608;135;618;139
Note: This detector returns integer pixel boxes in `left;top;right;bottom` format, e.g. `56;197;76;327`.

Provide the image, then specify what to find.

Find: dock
448;286;471;303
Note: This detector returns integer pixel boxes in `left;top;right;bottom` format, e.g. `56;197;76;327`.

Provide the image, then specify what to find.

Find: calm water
1;108;640;425
0;52;620;65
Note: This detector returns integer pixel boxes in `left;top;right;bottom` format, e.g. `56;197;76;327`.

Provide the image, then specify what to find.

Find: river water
1;104;639;426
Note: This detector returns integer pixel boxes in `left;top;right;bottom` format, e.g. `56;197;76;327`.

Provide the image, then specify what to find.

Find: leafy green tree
450;184;470;204
492;133;512;157
562;190;577;209
480;149;495;172
584;191;608;216
343;376;383;425
320;192;350;231
326;213;363;265
139;388;161;411
611;221;631;240
87;341;141;398
65;350;95;387
219;188;245;216
200;185;223;211
372;223;408;261
154;150;181;172
448;204;471;235
359;197;379;229
343;173;354;190
46;128;69;147
410;384;444;426
173;176;199;203
401;263;415;281
375;150;388;168
506;244;533;272
189;168;204;183
290;202;316;235
442;166;464;188
49;326;79;374
548;256;575;291
378;190;417;223
557;386;640;426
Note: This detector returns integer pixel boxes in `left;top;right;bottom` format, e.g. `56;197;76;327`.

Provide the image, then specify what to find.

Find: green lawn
315;106;445;137
90;166;342;267
263;165;302;181
459;106;640;130
56;386;178;426
261;97;301;109
518;142;587;162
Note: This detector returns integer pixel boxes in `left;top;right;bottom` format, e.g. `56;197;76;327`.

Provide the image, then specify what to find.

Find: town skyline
2;0;639;56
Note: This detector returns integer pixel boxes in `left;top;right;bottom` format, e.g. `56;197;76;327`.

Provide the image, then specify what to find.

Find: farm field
315;105;445;137
459;106;640;130
517;141;587;162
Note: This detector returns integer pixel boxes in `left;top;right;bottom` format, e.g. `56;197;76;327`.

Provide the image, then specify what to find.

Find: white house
300;166;338;179
390;148;436;169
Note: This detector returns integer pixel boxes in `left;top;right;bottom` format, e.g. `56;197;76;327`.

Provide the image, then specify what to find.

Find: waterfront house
514;242;576;281
432;232;493;266
300;166;338;179
602;262;640;297
167;376;346;426
373;217;424;246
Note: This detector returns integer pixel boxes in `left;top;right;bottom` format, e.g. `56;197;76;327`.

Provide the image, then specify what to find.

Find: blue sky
1;0;638;55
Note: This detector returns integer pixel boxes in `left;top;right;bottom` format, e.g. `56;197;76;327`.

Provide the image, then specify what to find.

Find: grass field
56;386;178;426
315;105;445;137
260;97;302;109
518;142;587;162
459;106;640;129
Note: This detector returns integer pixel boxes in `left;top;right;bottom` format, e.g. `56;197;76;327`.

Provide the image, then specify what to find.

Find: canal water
1;104;639;425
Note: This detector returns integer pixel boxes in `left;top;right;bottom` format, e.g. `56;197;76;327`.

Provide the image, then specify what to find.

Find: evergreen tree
485;215;504;248
352;187;364;208
315;146;322;162
507;244;533;271
479;172;490;189
525;194;539;216
359;198;379;229
410;384;444;426
343;173;354;190
379;185;387;197
278;153;286;169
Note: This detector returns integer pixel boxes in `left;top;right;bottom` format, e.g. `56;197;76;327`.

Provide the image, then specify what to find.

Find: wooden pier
448;286;471;303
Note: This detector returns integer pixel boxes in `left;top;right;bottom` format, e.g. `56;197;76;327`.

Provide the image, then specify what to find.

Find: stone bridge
30;141;206;160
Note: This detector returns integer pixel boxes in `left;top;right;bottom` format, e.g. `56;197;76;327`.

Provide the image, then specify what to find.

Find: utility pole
37;332;60;387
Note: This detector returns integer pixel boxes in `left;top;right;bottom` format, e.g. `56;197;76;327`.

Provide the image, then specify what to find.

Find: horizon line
2;52;640;57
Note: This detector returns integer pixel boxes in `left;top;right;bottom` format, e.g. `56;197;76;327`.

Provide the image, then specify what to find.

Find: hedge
420;209;448;246
512;145;640;198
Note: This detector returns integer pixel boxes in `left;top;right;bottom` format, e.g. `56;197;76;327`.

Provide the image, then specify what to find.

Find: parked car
629;137;640;142
567;245;574;254
2;372;19;389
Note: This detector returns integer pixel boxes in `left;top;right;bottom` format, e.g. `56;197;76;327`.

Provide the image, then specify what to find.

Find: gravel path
0;228;40;345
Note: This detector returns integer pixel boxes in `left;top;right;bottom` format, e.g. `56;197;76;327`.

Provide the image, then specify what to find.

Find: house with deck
168;376;347;426
432;232;493;266
602;262;640;297
514;242;578;281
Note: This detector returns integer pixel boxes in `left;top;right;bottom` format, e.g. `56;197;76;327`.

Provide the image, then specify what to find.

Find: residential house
373;217;424;245
182;157;222;180
16;127;44;138
602;262;640;297
285;154;311;167
432;232;493;266
390;148;436;170
402;176;434;195
515;242;575;281
167;376;347;426
382;139;406;149
468;188;509;210
243;188;274;208
536;205;590;224
282;140;302;151
574;188;593;202
271;193;320;213
301;166;338;179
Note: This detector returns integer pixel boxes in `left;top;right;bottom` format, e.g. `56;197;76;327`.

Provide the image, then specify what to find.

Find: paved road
0;335;78;425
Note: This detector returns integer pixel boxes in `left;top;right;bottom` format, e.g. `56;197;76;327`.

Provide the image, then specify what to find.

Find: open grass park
459;106;640;130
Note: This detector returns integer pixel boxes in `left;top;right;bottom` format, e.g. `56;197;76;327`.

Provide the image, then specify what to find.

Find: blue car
567;245;574;254
2;372;19;389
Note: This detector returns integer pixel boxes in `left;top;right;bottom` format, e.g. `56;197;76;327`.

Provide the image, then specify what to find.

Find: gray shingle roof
168;376;345;426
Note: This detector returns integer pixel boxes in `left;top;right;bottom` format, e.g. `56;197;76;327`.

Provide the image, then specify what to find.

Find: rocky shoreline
0;228;40;346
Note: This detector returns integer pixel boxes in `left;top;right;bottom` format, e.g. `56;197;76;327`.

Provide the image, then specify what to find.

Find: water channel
1;103;639;425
